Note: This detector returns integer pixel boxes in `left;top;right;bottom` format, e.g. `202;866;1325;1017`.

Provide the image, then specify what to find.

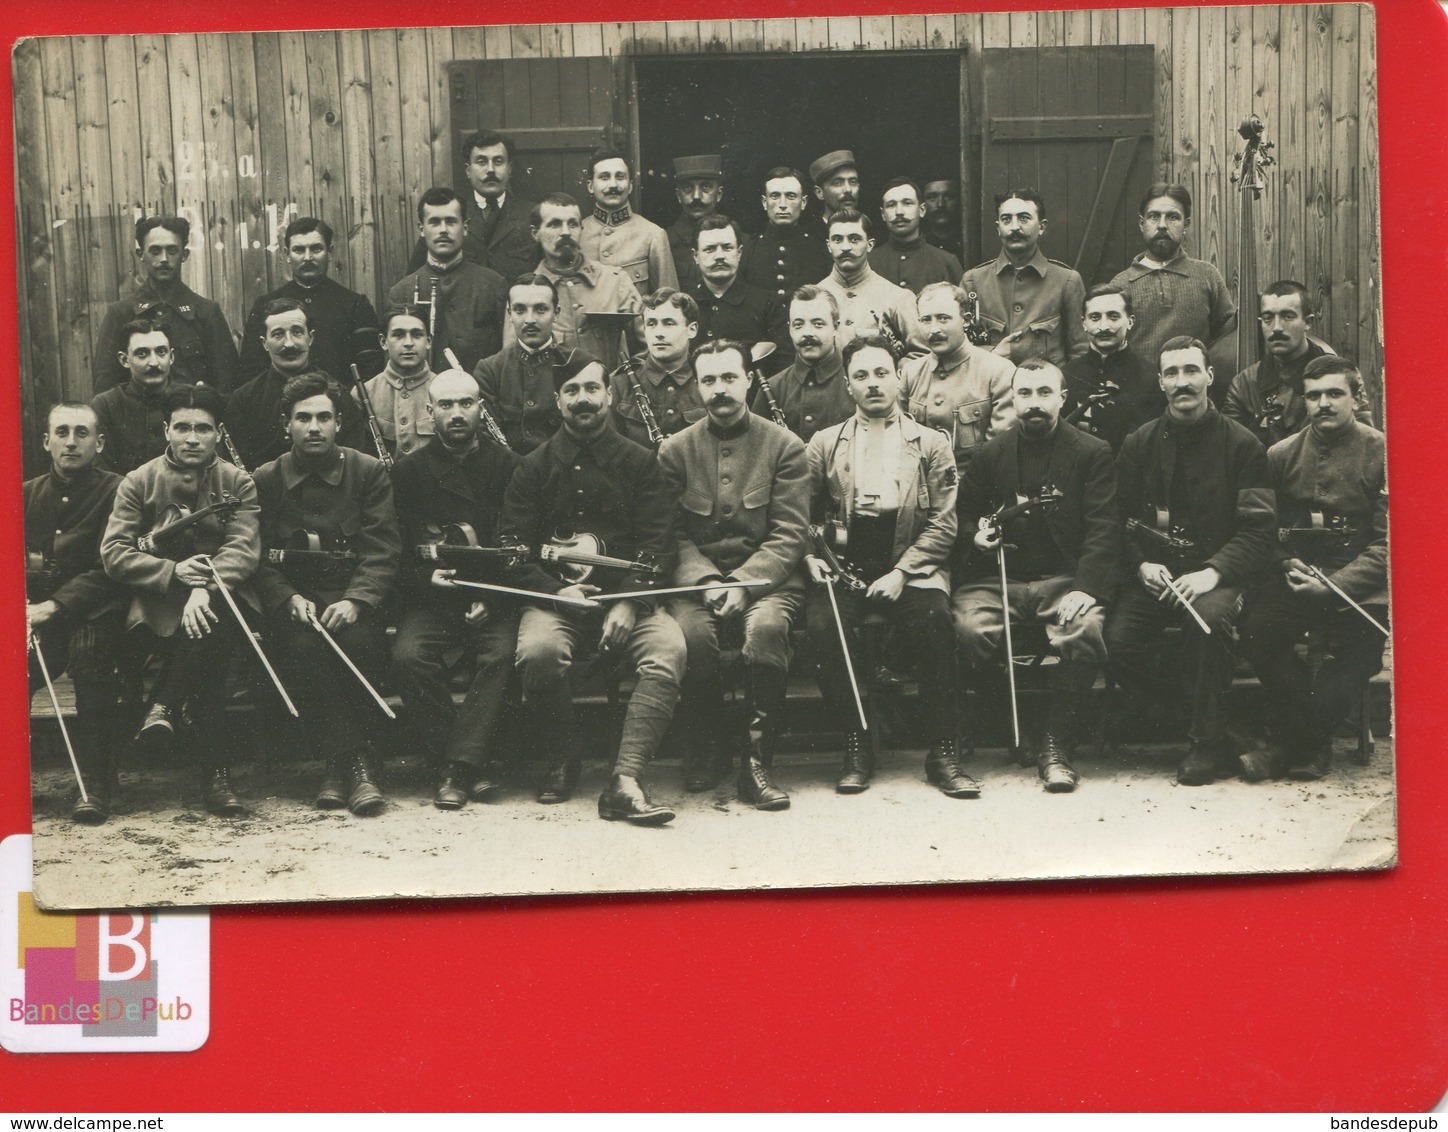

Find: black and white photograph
17;5;1393;910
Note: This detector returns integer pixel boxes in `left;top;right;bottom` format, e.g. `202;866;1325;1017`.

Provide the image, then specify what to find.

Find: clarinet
964;291;992;346
870;310;908;358
218;423;248;472
350;364;394;472
441;348;512;451
756;374;788;429
614;353;665;447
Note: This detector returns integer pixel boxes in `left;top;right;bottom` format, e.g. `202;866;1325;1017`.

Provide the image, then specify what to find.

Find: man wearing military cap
811;149;862;219
667;154;725;291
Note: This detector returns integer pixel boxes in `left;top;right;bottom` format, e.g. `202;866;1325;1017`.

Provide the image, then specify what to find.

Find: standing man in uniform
901;282;1017;475
922;178;964;262
1108;183;1237;382
667;154;725;291
580;147;678;297
1061;284;1160;455
869;177;963;295
659;339;810;805
352;306;436;461
811;149;862;222
238;217;383;385
252;372;399;817
690;215;790;364
610;288;702;448
388;187;508;374
961;190;1087;365
92;318;176;476
740;166;832;303
26;403;125;823
754;285;855;443
93;216;239;395
817;210;920;350
407;129;540;284
502;354;684;825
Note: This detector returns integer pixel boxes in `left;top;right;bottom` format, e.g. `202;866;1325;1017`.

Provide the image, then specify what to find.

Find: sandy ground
29;734;1396;909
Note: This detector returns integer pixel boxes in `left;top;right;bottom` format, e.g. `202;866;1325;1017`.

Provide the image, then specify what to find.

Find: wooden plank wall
12;5;1382;469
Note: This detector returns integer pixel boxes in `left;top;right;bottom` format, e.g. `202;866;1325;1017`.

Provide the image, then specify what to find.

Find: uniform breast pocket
1014;315;1061;362
621;259;650;288
953;399;989;450
680;490;715;518
741;482;772;513
335;512;365;547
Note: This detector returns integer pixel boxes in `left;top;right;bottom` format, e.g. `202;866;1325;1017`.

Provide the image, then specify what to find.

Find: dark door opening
635;54;961;238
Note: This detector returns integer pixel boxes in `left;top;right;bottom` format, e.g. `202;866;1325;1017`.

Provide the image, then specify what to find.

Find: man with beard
740;166;832;301
1061;285;1161;454
388;187;508;374
502;353;683;824
238;217;383;384
392;367;522;809
811;149;861;222
477;274;596;455
869;178;963;295
922;178;964;262
1224;280;1372;445
580;148;678;297
93;216;240;395
91;319;176;476
961;190;1087;365
953;360;1119;792
1108;183;1237;383
1235;357;1388;782
406;130;539;284
753;285;855;443
352;306;436;460
520;193;642;372
666;154;725;291
690;215;790;365
901;282;1017;475
804;335;967;797
101;383;260;817
610;288;702;448
26;403;125;823
659;339;810;803
816;210;920;351
1104;336;1276;786
252;373;399;816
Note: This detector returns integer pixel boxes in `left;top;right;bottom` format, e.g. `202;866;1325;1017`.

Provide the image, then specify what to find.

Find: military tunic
238;276;383;387
816;265;922;351
750;353;853;443
92;280;241;395
476;340;595;456
690;278;791;367
581;205;679;297
900;342;1017;472
354;364;437;460
610;354;703;449
91;381;170;476
386;259;507;375
960;248;1088;365
507;258;642;373
868;237;963;296
740;225;832;301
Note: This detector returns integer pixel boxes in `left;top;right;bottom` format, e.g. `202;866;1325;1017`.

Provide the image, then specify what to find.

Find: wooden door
979;45;1155;285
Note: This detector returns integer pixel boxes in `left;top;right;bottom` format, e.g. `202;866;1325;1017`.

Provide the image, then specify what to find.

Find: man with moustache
502;353;683;824
1235;357;1388;782
610;288;702;448
91;319;176;476
658;339;810;804
1104;336;1276;786
666;154;725;291
252;373;399;817
954;360;1119;793
477;274;596;455
1108;183;1237;383
1224;280;1371;445
352;306;436;460
392;367;523;809
804;336;969;797
102;383;261;817
26;403;125;823
753;285;854;443
869;177;963;295
811;149;862;222
388;187;508;374
922;178;964;262
93;216;240;395
740;166;832;301
816;210;920;350
407;130;540;284
961;190;1087;366
901;282;1017;475
1061;284;1160;454
522;193;642;372
580;147;678;297
689;215;790;364
239;217;383;384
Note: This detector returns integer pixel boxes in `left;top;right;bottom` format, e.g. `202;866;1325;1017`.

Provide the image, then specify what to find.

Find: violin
137;494;241;554
1066;381;1120;428
265;528;360;566
808;521;867;591
1125;506;1199;560
1278;509;1356;548
537;531;661;584
981;488;1065;534
415;522;524;567
24;550;60;595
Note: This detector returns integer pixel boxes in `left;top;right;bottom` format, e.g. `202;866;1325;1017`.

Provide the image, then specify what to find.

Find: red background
3;0;1445;1112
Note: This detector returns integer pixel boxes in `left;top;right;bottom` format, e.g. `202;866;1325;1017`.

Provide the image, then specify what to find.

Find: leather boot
738;673;789;810
70;719;113;825
136;702;176;754
347;751;385;816
925;737;980;798
537;759;580;804
1036;733;1080;793
315;758;348;810
433;762;472;810
836;730;873;794
1177;739;1226;786
597;774;675;826
1286;742;1333;782
203;764;245;818
1038;660;1090;793
469;763;507;803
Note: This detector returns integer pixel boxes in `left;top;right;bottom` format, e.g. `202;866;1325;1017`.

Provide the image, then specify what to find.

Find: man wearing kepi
954;359;1120;793
25;403;124;823
1235;356;1388;782
659;339;810;806
502;353;683;825
667;154;726;291
1105;336;1276;786
252;372;400;817
392;367;523;810
804;335;970;798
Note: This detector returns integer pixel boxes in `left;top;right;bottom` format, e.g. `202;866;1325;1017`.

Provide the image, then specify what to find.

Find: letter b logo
75;914;152;982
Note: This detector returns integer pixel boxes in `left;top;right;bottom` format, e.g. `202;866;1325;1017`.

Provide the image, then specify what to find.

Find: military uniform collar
552;418;626;463
641;354;694;386
695;277;744;305
136;277;201;316
993;247;1051;277
804;354;844;385
381;363;433;391
539;257;603;286
932;341;974;372
425;253;467;274
593;204;632;226
829;263;876;290
280;447;346;489
47;463;101;491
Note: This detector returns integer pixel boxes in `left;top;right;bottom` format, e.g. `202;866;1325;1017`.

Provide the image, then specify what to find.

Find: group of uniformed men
26;130;1389;830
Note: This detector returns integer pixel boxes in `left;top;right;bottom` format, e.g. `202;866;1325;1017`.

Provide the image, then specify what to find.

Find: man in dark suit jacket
954;358;1120;792
407;129;539;285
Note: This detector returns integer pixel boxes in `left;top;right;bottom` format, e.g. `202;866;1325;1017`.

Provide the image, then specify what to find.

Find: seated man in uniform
609;287;702;448
353;305;437;461
752;285;855;443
